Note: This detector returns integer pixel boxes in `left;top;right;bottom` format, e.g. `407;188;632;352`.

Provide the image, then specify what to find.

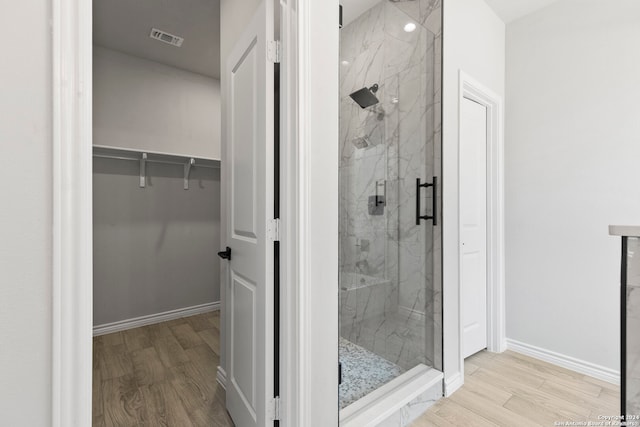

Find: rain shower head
349;84;379;109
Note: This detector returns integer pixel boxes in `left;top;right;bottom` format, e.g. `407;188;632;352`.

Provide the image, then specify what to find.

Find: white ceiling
482;0;563;23
94;0;220;79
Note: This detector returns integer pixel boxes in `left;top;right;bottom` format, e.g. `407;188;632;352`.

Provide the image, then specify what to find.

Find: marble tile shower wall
339;0;442;373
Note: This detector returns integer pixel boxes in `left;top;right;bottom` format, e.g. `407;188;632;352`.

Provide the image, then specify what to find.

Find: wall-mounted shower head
349;84;380;109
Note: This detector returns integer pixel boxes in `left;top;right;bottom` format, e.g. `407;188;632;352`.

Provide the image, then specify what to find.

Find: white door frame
278;1;340;425
52;0;93;425
457;70;506;377
51;0;339;426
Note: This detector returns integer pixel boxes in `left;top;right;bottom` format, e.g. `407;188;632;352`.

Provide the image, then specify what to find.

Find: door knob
217;247;232;260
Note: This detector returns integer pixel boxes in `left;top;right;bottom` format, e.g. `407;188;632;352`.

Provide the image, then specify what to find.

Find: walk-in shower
338;0;443;423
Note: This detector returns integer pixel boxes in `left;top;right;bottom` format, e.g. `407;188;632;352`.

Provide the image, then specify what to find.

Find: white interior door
223;1;274;426
460;97;488;359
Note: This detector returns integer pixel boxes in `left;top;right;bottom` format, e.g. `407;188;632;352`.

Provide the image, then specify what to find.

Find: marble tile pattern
342;311;431;371
340;272;394;326
399;383;442;425
338;0;443;400
339;338;405;409
628;237;640;287
627;237;640;417
373;380;441;427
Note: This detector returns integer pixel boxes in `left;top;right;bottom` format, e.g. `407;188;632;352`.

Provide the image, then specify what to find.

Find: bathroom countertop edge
609;225;640;237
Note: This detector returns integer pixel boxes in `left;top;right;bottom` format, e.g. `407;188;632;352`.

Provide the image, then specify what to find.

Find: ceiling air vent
149;28;184;47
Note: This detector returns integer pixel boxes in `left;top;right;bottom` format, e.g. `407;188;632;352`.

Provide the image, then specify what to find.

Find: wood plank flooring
412;350;620;427
95;315;620;427
93;311;234;427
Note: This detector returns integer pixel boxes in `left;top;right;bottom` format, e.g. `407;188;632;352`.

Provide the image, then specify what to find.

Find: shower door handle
416;177;438;226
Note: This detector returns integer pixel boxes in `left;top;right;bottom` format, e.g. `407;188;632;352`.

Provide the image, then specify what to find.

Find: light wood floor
95;317;620;427
412;349;620;426
93;311;234;427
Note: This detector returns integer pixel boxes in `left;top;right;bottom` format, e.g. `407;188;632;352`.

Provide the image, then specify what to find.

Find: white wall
0;1;52;425
505;0;640;372
442;0;505;391
93;46;221;160
93;158;221;326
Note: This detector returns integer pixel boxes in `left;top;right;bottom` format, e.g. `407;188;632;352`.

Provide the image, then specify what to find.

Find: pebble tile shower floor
339;337;404;409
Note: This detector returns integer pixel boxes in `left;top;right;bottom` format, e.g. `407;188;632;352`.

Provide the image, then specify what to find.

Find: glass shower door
338;0;442;411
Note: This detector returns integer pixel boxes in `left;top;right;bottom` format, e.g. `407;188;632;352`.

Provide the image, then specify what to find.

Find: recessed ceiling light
341;60;350;66
404;22;417;33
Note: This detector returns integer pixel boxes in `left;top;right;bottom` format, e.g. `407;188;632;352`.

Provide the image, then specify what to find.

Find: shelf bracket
139;153;147;188
184;158;195;190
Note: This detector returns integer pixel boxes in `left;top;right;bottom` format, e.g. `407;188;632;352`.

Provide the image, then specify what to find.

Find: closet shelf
93;145;220;167
93;145;220;190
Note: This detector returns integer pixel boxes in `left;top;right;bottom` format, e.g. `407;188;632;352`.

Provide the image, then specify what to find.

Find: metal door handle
217;246;232;260
416;176;438;226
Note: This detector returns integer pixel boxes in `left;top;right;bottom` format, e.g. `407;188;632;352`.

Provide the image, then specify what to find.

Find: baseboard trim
444;372;463;397
506;339;620;385
93;301;220;336
217;366;227;390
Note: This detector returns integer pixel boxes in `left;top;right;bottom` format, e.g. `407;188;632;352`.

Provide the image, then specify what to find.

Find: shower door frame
338;0;446;423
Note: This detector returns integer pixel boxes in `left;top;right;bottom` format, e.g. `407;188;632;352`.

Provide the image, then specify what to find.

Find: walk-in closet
90;1;229;425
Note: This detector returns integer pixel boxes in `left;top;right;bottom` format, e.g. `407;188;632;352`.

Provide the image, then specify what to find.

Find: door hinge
268;40;281;63
267;218;281;241
268;396;281;421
